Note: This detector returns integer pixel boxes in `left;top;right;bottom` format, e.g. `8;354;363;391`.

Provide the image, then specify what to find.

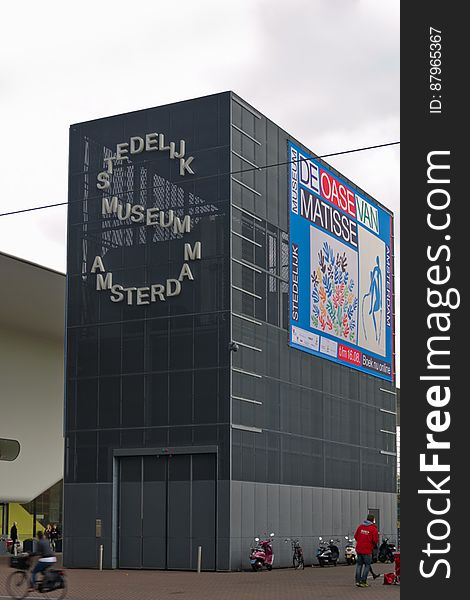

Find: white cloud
0;0;399;377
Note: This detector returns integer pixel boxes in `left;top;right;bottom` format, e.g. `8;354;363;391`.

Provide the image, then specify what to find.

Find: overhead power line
233;141;400;176
0;140;399;218
1;202;68;217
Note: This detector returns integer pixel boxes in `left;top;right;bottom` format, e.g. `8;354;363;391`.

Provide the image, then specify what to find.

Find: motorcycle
250;533;275;571
344;536;357;565
378;537;396;563
316;537;340;567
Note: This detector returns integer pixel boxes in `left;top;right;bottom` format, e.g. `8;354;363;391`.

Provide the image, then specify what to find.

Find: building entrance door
118;453;216;570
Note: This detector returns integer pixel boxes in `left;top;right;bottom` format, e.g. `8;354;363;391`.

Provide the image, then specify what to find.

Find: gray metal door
118;453;216;569
118;456;143;568
142;455;167;568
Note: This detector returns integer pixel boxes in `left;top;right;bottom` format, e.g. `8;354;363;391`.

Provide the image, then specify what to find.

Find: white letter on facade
96;272;113;290
174;215;191;234
184;242;202;261
91;256;105;273
178;263;194;282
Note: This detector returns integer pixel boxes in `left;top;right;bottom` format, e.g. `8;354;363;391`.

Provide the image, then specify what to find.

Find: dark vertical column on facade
65;93;232;569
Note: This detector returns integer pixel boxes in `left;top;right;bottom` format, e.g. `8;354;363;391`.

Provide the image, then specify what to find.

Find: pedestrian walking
10;522;18;554
369;561;381;580
50;523;60;551
354;514;379;587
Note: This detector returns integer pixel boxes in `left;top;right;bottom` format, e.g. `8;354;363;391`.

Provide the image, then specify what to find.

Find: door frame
112;445;218;569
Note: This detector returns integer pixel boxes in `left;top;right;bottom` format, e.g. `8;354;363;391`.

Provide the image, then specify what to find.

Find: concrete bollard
99;544;103;570
197;546;202;573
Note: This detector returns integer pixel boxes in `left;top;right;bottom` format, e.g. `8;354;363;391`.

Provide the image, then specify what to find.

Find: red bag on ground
383;572;396;585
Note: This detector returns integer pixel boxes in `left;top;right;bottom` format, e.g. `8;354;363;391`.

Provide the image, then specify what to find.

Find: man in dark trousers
9;522;18;554
354;514;379;587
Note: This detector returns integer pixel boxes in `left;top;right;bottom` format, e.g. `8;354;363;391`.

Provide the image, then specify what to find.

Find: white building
0;252;65;539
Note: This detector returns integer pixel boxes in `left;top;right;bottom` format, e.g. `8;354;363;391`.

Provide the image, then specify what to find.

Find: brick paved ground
0;556;400;600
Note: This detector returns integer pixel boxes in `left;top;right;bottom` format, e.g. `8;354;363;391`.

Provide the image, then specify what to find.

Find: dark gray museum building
64;92;397;570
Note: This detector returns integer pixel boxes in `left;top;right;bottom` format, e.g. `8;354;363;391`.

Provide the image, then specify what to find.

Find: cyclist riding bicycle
28;531;57;592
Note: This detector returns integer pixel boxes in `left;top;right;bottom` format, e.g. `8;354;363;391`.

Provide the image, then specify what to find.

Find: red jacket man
354;516;379;555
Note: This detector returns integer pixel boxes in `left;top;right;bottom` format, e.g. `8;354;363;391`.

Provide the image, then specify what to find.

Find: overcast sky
0;0;399;377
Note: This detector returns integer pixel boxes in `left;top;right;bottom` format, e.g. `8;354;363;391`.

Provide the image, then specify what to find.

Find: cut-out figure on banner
361;256;382;344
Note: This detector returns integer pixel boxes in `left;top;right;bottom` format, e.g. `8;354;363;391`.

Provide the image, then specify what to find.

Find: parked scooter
250;533;275;571
344;536;357;565
378;537;396;563
316;537;340;567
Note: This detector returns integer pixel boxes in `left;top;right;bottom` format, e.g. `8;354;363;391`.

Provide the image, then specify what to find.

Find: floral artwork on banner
310;230;358;343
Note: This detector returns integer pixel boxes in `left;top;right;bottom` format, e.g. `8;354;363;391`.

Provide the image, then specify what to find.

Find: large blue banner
289;141;394;381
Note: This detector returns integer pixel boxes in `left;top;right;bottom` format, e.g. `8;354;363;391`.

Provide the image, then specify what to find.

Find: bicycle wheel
5;570;28;600
293;553;304;569
41;575;68;600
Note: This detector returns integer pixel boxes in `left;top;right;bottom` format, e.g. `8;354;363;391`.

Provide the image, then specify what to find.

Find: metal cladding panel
279;485;290;538
290;486;302;536
312;487;323;534
359;493;369;523
367;490;378;514
350;489;362;529
66;536;99;569
119;536;142;569
240;483;255;539
142;482;166;537
332;490;342;535
191;537;216;570
301;486;313;537
217;479;231;539
254;483;268;535
341;489;352;535
383;492;393;535
119;483;141;535
322;488;334;535
63;484;96;539
266;482;280;538
216;538;231;572
143;538;166;570
229;536;242;572
230;480;242;539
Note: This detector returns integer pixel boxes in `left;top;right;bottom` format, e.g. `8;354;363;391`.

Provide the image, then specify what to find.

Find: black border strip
401;5;464;596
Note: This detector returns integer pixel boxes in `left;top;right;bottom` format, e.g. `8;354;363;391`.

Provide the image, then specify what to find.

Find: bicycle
285;538;304;569
6;553;67;599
